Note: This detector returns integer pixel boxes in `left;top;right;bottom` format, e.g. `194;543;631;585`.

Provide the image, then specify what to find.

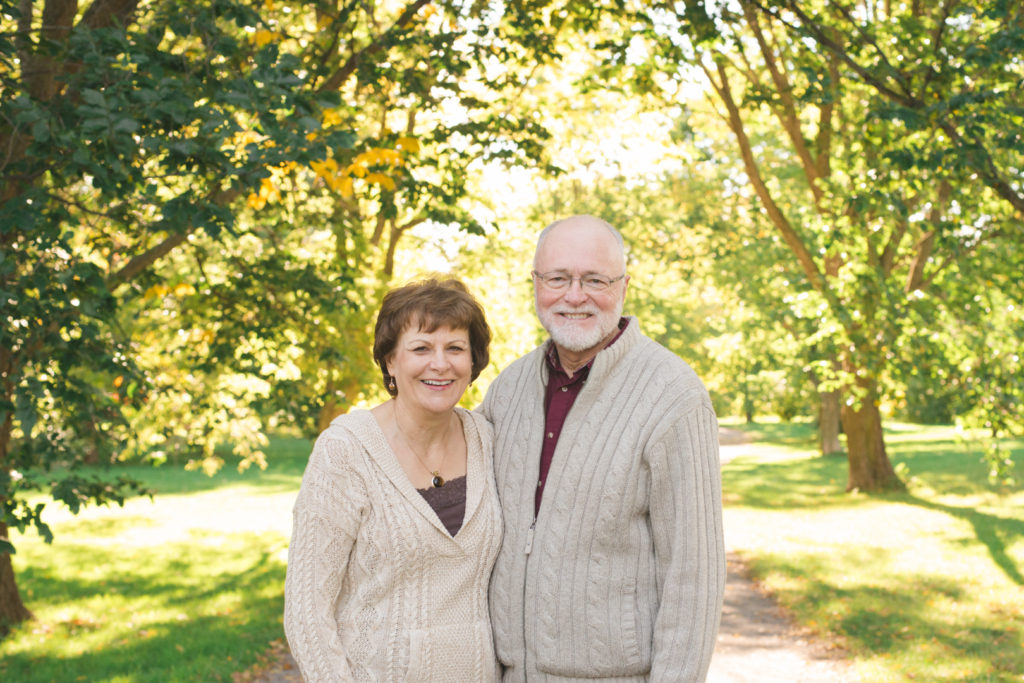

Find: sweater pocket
404;621;498;682
535;580;647;678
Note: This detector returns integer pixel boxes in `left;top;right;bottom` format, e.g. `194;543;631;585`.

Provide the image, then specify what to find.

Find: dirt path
710;432;857;683
242;430;858;682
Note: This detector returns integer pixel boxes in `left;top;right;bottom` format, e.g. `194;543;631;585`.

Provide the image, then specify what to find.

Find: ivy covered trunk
0;520;33;630
0;404;31;628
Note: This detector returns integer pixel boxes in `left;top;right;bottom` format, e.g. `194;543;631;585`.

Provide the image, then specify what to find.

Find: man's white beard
537;298;623;353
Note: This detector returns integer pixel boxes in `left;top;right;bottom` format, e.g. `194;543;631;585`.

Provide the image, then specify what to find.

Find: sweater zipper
523;516;536;680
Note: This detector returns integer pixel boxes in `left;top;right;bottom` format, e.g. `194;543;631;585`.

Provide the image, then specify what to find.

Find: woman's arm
284;434;366;682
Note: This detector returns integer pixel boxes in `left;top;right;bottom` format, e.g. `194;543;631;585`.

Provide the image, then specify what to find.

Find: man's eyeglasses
532;270;626;293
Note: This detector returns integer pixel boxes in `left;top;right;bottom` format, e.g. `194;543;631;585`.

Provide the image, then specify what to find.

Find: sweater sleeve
284;433;367;682
647;404;726;681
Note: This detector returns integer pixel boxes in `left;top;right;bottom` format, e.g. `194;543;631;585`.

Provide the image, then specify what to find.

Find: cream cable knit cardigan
284;408;502;682
481;318;726;682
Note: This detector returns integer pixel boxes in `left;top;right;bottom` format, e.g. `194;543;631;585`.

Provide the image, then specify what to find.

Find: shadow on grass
896;495;1024;586
4;535;287;682
722;420;819;448
18;531;282;606
0;609;283;683
726;454;1024;585
752;551;1022;680
722;453;851;510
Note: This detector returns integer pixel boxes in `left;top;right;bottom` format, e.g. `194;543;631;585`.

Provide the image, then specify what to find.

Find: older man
481;214;725;681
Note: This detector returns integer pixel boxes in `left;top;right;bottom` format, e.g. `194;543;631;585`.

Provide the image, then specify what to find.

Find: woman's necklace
395;413;450;488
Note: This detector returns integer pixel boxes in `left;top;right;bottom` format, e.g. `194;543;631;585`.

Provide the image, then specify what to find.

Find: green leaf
31;119;50;143
81;89;107;107
113;118;139;134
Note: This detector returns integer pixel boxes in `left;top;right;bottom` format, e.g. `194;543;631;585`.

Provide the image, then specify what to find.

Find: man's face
533;218;629;357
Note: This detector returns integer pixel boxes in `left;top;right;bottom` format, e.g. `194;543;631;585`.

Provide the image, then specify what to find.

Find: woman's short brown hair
373;277;491;396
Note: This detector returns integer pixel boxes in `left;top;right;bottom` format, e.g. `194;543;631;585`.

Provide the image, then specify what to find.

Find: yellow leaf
254;177;280;204
396;136;420;153
322;108;343;127
247;192;267;210
347;162;367;178
337;176;353;197
144;284;170;299
365;172;396;191
237;130;261;146
377;149;403;166
317;15;332;31
173;283;195;297
355;149;381;166
250;29;277;48
310;158;338;177
324;174;344;192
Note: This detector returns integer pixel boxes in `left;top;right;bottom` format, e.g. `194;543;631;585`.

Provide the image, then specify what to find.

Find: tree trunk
317;400;344;434
0;521;33;631
818;389;843;456
840;377;904;491
0;392;32;629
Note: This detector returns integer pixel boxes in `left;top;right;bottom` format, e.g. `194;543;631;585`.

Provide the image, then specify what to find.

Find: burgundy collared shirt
535;318;628;515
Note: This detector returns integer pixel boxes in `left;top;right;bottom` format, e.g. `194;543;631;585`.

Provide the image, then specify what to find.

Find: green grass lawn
720;418;1024;683
3;423;1022;682
0;435;311;682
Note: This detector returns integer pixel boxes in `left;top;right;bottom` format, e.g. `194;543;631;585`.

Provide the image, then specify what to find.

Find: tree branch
106;187;240;289
80;0;141;30
744;0;921;108
316;0;432;94
742;4;824;206
704;56;828;296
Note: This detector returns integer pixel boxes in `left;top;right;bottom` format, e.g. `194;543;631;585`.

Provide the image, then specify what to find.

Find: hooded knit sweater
284;408;502;682
480;317;725;682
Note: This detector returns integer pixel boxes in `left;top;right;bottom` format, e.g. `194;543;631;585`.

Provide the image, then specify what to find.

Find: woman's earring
388;376;396;393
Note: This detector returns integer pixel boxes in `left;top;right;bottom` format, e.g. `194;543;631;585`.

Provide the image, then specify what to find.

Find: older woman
284;278;501;682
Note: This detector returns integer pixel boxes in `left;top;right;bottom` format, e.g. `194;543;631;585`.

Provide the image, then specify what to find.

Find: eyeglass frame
531;270;627;293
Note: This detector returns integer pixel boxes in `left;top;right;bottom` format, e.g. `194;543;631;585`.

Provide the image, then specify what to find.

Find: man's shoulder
633;334;701;378
623;335;712;410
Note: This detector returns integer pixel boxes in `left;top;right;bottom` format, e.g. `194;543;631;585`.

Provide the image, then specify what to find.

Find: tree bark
818;389;843;456
840;375;903;491
0;520;34;631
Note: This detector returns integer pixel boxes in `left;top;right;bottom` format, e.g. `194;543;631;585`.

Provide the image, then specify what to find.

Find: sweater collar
338;408;486;546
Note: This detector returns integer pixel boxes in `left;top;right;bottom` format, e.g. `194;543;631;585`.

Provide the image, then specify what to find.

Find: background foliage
2;0;1021;635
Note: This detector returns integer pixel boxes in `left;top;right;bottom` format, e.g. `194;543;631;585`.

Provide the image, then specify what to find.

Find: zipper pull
524;519;537;555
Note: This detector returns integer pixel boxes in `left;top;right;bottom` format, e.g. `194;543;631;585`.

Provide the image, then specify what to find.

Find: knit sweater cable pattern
284;408;502;682
481;318;726;682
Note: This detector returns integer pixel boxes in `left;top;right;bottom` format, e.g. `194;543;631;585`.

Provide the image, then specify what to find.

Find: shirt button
537;480;542;488
561;386;568;392
547;432;554;438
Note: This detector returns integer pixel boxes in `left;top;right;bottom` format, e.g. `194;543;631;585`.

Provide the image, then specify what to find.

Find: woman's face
386;324;473;415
